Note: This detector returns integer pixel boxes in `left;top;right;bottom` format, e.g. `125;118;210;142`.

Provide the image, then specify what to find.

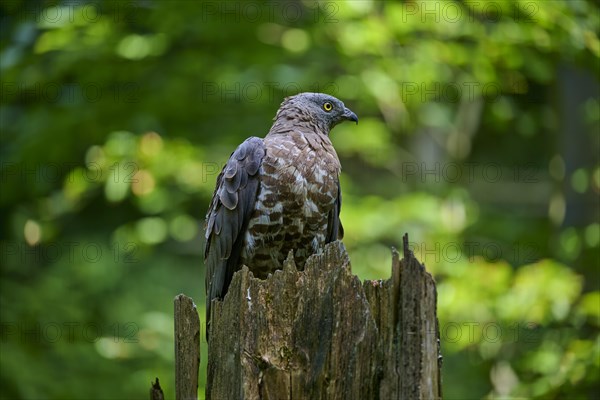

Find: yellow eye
323;102;333;112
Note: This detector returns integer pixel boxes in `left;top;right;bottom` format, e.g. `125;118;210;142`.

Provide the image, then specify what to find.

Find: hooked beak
342;107;359;124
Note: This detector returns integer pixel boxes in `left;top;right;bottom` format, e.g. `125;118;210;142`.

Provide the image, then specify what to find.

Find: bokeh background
1;0;599;398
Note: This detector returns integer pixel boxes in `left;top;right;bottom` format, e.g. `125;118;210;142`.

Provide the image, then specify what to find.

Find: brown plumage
204;93;358;331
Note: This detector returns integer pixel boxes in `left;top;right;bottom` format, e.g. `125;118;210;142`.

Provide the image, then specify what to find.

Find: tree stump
207;237;442;399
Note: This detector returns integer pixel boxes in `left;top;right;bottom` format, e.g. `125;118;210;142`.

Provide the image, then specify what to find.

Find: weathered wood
398;233;442;399
207;238;442;399
174;294;200;400
150;377;165;400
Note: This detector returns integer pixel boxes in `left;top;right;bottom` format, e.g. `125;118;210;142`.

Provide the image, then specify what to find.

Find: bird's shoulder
220;136;265;191
204;136;266;246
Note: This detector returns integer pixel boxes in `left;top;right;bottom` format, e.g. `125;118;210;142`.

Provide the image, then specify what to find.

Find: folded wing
204;137;266;327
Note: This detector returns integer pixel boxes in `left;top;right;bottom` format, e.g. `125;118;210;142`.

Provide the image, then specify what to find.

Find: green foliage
1;0;598;399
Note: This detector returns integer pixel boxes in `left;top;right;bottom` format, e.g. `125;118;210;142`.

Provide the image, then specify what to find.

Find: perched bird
204;92;358;329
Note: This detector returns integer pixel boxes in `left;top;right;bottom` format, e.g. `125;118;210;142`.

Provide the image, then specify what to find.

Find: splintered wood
207;238;442;400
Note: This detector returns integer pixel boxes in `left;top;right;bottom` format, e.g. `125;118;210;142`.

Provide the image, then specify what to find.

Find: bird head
274;92;358;134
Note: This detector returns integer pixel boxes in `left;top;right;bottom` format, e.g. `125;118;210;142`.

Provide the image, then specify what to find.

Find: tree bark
207;237;442;399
